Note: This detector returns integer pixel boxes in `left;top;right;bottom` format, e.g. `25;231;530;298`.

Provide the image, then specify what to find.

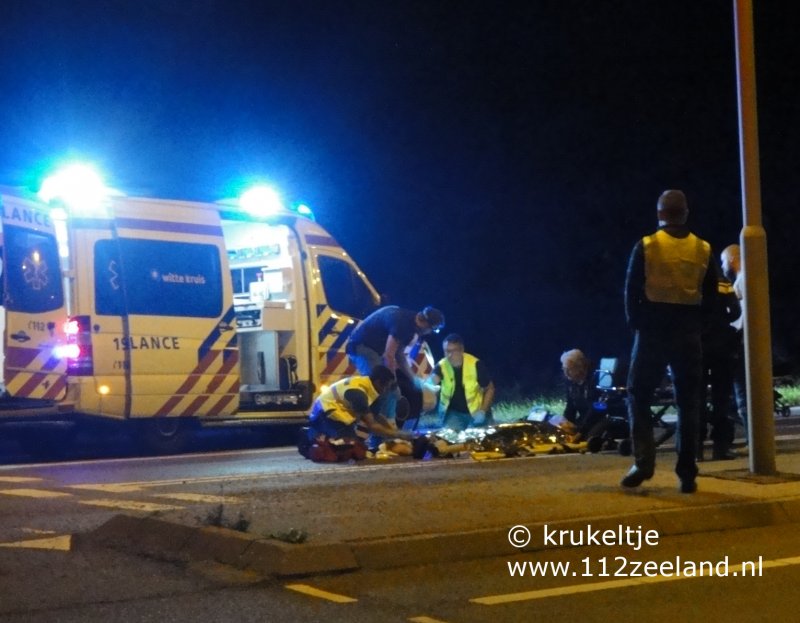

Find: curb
76;514;358;577
78;496;800;578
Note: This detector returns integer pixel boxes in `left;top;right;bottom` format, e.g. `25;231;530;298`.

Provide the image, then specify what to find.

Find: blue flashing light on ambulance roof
295;203;315;220
239;185;283;217
37;163;111;214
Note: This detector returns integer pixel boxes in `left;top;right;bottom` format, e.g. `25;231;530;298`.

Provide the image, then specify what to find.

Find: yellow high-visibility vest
643;230;710;305
318;376;378;424
438;353;483;414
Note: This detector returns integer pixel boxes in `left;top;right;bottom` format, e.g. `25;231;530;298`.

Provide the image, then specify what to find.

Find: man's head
415;306;445;336
560;349;589;383
369;365;397;394
721;244;741;280
657;190;689;226
442;333;465;368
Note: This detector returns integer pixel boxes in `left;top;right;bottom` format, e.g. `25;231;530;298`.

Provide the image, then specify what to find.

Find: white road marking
285;583;358;603
0;535;72;551
153;493;242;504
0;476;42;483
79;499;184;512
0;488;71;499
471;555;800;604
68;483;144;493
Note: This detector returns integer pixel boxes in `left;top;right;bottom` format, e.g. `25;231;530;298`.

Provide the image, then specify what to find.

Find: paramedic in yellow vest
307;365;413;445
429;333;495;430
622;190;717;494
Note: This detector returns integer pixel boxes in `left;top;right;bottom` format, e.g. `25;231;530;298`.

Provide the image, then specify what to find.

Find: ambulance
0;181;434;454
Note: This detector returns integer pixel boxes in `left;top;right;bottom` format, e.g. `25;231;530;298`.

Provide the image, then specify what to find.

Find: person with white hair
559;349;604;443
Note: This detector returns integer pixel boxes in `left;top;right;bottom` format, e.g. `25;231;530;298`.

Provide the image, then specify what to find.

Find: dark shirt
432;359;492;413
348;306;418;354
624;225;718;333
563;378;600;426
703;277;741;355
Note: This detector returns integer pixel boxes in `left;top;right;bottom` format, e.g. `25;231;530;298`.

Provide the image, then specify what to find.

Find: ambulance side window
2;226;63;313
95;239;222;317
316;255;378;320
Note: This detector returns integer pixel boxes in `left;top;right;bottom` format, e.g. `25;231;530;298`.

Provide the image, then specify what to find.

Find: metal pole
733;0;776;474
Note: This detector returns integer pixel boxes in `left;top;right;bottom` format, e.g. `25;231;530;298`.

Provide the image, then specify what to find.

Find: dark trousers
702;347;736;450
627;328;703;481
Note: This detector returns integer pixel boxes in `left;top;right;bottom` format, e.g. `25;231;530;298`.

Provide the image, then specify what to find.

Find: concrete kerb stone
84;514;359;578
651;500;793;536
75;513;147;550
238;539;359;577
136;516;199;561
181;525;255;567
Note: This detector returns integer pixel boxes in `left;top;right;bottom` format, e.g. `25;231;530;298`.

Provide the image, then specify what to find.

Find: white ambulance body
0;187;433;452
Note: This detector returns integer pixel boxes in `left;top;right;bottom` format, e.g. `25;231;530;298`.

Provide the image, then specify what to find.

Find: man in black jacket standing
622;190;717;493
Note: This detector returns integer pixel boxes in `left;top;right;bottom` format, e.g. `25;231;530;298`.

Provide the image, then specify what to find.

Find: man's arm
361;412;413;440
700;253;719;317
475;361;495;412
624;241;644;330
480;381;495;412
382;334;402;372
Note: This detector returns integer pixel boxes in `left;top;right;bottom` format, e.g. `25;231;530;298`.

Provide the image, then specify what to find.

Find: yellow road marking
79;499;184;512
153;493;242;504
0;535;72;551
472;555;800;604
0;488;71;499
0;477;42;483
285;583;358;603
409;617;452;623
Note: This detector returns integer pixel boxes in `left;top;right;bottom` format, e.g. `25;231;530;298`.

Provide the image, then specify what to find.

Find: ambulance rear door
306;237;381;387
0;191;68;402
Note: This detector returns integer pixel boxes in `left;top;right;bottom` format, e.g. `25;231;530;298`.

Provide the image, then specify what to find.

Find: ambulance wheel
138;418;193;455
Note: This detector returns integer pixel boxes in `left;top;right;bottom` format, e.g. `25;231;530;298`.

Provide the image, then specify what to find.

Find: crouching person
430;333;495;431
302;365;414;462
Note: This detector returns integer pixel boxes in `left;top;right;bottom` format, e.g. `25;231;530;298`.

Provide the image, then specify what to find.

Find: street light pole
733;0;776;474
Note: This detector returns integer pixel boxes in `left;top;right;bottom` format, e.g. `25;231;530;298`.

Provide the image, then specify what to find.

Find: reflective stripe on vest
318;376;378;424
643;230;710;305
438;353;483;414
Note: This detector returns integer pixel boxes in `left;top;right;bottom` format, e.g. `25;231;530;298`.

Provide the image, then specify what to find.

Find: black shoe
680;479;697;494
711;448;738;461
621;466;653;488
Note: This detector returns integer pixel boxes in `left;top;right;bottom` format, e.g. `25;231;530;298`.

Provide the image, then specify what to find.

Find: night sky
2;1;799;394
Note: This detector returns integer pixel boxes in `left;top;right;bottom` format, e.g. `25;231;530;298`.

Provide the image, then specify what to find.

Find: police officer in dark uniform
700;273;741;460
622;190;717;493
